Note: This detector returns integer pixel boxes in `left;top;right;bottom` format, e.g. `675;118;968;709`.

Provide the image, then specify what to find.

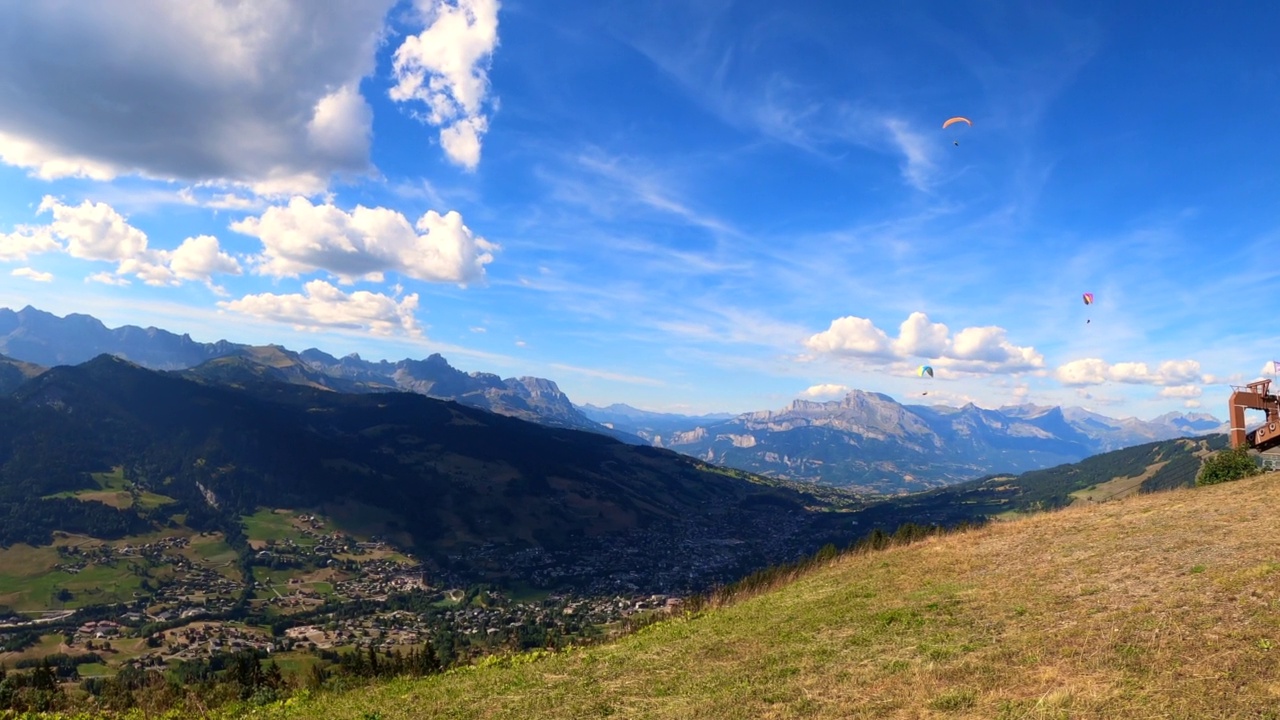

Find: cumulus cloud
1056;358;1109;386
11;267;52;282
805;316;894;358
218;280;422;336
390;0;500;170
168;235;243;283
0;1;394;193
12;196;241;288
892;312;949;357
801;383;851;399
232;196;497;285
37;196;149;261
1056;358;1205;387
1184;400;1201;409
1160;385;1202;399
805;311;1044;374
0;226;59;261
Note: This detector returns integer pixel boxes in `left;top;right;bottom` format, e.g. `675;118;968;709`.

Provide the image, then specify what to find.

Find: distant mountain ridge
577;403;735;438
0;306;1231;491
0;306;630;441
619;393;1228;493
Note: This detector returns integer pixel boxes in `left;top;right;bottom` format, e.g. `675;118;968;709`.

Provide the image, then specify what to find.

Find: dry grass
1069;459;1169;505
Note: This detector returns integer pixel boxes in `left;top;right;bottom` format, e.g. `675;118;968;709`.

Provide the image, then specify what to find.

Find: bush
1196;446;1261;486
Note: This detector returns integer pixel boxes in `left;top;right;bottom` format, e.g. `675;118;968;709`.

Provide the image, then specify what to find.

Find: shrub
1196;446;1261;486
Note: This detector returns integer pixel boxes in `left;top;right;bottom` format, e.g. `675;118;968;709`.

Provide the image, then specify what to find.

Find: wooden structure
1229;379;1280;451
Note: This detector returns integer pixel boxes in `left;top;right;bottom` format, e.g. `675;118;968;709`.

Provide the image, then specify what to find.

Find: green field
0;544;144;611
42;467;176;510
243;507;318;548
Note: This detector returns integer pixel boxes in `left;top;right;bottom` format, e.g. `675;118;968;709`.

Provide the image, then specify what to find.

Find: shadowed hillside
0;355;863;593
225;470;1280;719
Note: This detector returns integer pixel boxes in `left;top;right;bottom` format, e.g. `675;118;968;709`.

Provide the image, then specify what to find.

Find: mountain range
580;396;1228;493
0;306;1229;492
0;305;633;442
0;354;860;593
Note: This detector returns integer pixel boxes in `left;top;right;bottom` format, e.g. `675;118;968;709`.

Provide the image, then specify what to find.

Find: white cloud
805;311;1044;374
390;0;501;170
438;115;489;170
86;272;130;286
168;235;243;283
514;339;527;347
1056;357;1205;387
0;227;59;261
892;312;950;357
1184;400;1201;409
0;1;393;194
12;196;240;288
1160;385;1202;399
805;316;894;358
884;119;935;191
307;84;374;170
115;256;180;287
177;187;264;212
218;280;422;336
800;383;850;399
38;196;148;261
940;326;1044;373
469;326;486;333
11;267;52;282
232;196;497;285
1056;358;1109;386
1262;360;1280;376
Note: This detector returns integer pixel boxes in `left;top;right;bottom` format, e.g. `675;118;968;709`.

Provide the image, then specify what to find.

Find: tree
1197;446;1261;486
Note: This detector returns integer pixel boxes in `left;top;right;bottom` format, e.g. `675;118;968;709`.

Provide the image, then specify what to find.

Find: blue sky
0;0;1277;418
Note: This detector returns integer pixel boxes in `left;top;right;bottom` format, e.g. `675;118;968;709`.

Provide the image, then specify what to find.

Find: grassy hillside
841;435;1227;533
214;470;1280;719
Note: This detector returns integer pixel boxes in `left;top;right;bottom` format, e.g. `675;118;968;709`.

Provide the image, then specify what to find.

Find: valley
0;309;1245;715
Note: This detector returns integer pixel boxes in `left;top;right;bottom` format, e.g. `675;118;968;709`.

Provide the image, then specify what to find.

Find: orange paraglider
943;117;972;145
